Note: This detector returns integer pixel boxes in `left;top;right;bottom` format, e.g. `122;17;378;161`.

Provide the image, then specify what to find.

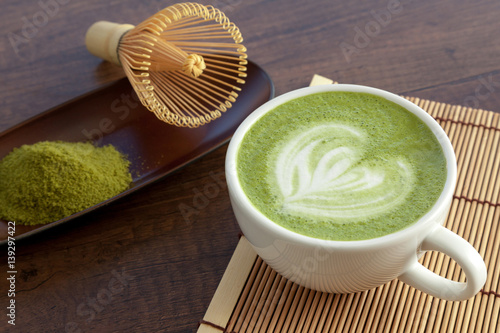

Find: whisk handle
85;21;135;66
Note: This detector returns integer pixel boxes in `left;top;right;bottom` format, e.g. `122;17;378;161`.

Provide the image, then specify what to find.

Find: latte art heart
236;91;447;240
274;124;414;221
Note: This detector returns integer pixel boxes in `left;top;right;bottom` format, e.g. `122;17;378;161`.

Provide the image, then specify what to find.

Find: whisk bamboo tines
85;2;247;128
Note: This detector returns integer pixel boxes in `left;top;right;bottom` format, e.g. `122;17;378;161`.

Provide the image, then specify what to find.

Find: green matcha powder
0;141;132;225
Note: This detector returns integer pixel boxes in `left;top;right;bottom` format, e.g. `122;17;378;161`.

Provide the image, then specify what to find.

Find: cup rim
226;84;457;249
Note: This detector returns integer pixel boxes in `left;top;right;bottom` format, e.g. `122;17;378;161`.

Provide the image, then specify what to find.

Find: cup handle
398;225;487;301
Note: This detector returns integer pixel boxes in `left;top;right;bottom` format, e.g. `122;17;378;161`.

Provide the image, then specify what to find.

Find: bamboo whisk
85;2;247;128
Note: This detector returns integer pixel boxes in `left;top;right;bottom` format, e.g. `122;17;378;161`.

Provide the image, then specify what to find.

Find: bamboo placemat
198;77;500;333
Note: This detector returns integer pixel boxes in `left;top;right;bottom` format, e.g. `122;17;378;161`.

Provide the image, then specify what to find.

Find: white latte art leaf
274;124;414;221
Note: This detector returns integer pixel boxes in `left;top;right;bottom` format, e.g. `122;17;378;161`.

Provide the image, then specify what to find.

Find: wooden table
1;0;499;332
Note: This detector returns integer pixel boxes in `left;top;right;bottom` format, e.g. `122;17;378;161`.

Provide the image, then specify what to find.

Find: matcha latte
236;92;447;241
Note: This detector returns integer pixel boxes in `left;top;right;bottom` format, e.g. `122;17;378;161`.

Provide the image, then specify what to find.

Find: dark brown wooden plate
0;60;274;243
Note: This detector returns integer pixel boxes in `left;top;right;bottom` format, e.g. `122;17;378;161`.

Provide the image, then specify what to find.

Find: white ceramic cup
225;84;487;301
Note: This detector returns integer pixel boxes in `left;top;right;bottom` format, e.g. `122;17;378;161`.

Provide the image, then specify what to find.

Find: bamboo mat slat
198;87;500;333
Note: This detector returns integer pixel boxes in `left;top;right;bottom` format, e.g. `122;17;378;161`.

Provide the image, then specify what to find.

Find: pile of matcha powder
0;141;132;225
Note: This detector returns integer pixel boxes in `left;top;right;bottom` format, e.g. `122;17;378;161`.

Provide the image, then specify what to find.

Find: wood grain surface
0;0;499;332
